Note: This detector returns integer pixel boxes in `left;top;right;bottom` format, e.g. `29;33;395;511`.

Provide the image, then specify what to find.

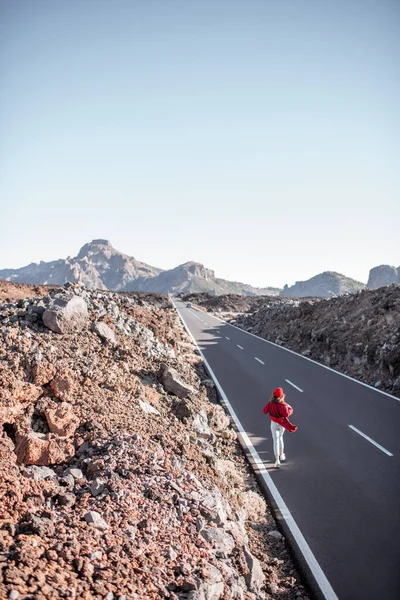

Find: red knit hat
274;387;284;399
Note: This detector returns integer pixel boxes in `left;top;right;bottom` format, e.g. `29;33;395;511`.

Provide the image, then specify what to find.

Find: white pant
270;421;285;457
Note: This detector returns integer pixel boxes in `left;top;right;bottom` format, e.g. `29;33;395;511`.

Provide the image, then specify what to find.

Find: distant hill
281;271;365;298
128;261;280;296
367;265;400;289
0;240;280;296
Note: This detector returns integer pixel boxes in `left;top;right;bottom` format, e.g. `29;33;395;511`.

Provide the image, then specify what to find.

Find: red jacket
263;401;298;433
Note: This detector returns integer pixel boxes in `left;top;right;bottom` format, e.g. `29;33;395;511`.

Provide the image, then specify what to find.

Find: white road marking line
285;379;303;392
225;336;231;341
348;425;393;457
172;300;339;600
217;330;220;334
237;345;244;350
255;357;265;365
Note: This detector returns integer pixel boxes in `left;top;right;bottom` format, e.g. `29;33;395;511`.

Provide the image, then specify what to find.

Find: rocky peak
0;241;162;291
77;240;114;259
281;271;365;298
367;265;400;289
179;262;215;280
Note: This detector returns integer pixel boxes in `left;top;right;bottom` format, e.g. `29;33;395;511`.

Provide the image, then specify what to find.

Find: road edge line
173;300;338;600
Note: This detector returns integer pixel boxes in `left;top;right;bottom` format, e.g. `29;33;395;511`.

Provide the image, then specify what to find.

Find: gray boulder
125;318;154;346
90;477;106;496
92;321;117;345
192;410;212;438
201;379;215;389
191;486;229;525
65;467;83;479
84;510;108;530
202;564;225;600
243;545;265;594
267;529;283;540
159;364;197;398
43;296;89;333
171;398;194;420
188;564;224;600
22;465;57;481
56;491;76;507
200;527;235;558
217;562;247;599
138;399;160;415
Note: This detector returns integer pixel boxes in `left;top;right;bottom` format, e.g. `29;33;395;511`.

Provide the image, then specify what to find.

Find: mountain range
0;239;280;296
280;265;400;297
0;239;398;297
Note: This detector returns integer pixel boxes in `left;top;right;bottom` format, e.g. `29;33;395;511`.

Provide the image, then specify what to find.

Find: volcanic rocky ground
0;282;53;304
186;286;400;398
180;295;276;316
0;282;308;600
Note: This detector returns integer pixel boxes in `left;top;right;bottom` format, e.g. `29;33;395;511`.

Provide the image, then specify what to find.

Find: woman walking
263;387;298;468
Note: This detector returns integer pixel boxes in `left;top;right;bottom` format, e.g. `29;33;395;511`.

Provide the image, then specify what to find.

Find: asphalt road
174;300;400;600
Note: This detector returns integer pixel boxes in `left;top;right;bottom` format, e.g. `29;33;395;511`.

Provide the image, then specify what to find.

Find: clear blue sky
1;0;399;287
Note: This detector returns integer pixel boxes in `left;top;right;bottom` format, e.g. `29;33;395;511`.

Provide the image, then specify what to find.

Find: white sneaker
274;459;281;468
280;454;286;462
